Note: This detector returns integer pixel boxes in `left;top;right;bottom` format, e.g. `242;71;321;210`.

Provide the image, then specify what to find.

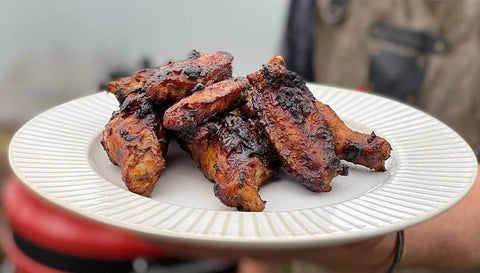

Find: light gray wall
0;0;289;125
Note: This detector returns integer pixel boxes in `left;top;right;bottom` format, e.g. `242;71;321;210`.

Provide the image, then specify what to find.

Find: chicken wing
107;50;233;104
248;62;346;192
101;106;168;197
179;114;275;211
163;77;250;131
257;55;392;171
315;100;392;171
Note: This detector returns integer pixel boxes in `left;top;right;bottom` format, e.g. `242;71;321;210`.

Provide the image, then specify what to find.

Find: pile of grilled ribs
101;50;392;212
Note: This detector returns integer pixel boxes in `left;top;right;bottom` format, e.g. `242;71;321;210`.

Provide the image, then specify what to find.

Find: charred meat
315;100;391;171
163;77;250;131
101;105;168;196
179;114;276;211
107;50;233;104
248;62;346;192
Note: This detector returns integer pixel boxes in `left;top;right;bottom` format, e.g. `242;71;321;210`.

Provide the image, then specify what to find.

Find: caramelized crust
163;77;250;131
107;50;233;104
254;55;391;171
248;62;345;192
315;100;392;171
179;114;275;211
101;52;392;208
240;56;287;118
107;69;157;104
101;109;168;196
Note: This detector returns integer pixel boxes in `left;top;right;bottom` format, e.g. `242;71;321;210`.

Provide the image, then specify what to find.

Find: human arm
399;164;480;269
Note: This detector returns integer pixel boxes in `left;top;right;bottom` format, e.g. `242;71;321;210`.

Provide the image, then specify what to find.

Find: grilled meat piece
107;69;157;105
107;50;233;104
239;89;256;118
250;55;391;171
163;77;250;131
101;107;168;196
240;55;287;118
230;109;281;165
315;100;392;171
248;62;346;192
179;114;276;212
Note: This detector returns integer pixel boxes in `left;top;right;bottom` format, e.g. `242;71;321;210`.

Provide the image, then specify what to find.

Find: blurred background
0;0;479;272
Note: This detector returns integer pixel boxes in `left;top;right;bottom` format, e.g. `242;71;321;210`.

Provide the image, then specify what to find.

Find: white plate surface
9;84;478;249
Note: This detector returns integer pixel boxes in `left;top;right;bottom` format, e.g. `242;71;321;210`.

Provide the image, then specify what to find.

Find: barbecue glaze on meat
179;114;276;211
248;62;346;192
255;55;392;172
101;105;168;196
107;50;233;104
163;77;250;131
101;51;392;210
315;100;392;171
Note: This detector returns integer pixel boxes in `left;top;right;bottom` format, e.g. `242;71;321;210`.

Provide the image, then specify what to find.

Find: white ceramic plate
9;84;478;250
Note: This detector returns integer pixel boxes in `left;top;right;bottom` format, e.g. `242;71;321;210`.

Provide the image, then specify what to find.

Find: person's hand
238;233;399;273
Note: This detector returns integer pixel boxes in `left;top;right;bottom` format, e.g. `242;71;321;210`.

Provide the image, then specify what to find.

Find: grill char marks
248;62;345;192
178;114;276;212
315;100;392;171
101;109;168;197
109;69;157;105
143;51;233;102
163;77;251;132
101;52;392;209
107;50;233;105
